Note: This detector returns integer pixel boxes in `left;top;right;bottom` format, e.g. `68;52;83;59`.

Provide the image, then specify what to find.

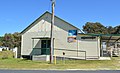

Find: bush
0;51;14;59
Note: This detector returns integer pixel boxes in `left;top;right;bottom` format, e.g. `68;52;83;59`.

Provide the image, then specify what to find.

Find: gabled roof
21;11;82;34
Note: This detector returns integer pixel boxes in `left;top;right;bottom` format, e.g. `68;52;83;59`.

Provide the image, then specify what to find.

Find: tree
114;25;120;34
2;32;21;49
0;37;3;46
83;22;108;34
12;32;21;49
2;33;14;48
83;22;120;34
0;41;3;46
106;26;115;34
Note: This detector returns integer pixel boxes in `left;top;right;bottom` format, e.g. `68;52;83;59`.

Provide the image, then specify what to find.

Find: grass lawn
0;57;120;70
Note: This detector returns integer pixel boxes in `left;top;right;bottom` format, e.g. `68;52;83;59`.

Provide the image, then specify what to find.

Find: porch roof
32;36;50;39
101;35;120;43
78;33;120;43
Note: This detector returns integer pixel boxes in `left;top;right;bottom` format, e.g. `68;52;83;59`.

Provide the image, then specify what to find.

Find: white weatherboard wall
21;12;100;60
21;14;51;55
77;36;100;59
21;12;79;57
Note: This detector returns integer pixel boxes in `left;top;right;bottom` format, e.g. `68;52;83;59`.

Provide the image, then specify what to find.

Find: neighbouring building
21;11;120;61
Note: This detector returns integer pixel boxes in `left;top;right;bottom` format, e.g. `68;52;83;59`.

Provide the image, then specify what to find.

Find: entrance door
41;40;50;55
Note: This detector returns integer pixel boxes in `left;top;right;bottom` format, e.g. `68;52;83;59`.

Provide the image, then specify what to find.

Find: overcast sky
0;0;120;36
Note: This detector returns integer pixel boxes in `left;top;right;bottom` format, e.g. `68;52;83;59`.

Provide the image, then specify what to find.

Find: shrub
0;51;14;59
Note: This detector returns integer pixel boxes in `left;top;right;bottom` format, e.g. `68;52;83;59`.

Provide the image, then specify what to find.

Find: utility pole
50;0;55;64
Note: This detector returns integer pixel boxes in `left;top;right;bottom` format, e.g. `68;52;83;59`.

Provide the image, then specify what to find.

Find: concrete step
32;55;50;61
99;57;111;60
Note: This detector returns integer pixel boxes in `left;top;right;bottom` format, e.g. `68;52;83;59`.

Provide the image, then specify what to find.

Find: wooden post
50;0;55;64
111;48;112;57
54;55;56;65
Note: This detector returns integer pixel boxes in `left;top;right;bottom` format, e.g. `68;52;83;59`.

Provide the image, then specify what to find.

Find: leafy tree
114;25;120;34
12;32;21;49
83;22;108;34
83;22;120;34
2;33;14;49
2;32;21;49
0;41;3;46
0;37;3;41
106;26;115;34
0;37;3;46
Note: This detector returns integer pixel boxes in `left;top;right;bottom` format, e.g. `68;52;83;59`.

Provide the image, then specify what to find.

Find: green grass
0;57;120;70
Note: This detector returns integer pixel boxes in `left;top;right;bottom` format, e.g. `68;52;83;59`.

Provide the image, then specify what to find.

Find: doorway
41;40;51;55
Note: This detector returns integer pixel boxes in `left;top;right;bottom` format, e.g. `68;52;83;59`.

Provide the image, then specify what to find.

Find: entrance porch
100;34;120;58
31;37;51;61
